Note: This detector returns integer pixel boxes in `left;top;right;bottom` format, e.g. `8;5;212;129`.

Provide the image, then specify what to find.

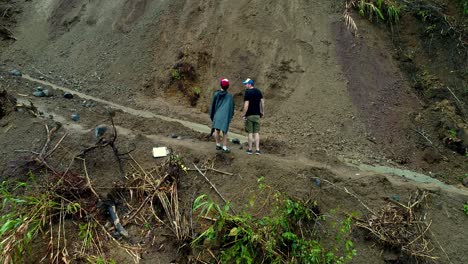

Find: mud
0;0;468;263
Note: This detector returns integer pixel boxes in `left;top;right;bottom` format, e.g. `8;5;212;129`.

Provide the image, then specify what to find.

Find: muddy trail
21;73;247;142
1;0;468;263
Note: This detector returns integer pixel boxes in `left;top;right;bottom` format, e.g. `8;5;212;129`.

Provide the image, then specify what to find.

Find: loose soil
0;0;467;263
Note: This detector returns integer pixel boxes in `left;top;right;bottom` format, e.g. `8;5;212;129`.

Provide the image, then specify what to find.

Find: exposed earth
0;0;467;263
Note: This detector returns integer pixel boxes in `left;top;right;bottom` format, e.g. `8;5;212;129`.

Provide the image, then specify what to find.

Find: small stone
32;91;45;97
71;113;80;121
39;76;45;80
463;177;468;187
34;86;43;92
170;133;178;138
63;92;74;99
392;194;400;202
314;178;321;187
176;136;182;140
231;138;241;145
95;125;107;139
9;69;21;77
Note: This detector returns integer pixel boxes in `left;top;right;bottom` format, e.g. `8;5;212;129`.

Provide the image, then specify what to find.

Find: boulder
71;113;80;121
9;69;21;77
63;92;74;99
463;177;468;188
32;91;45;97
95;125;108;139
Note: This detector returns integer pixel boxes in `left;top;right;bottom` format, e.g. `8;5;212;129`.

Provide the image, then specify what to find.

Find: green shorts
245;115;260;133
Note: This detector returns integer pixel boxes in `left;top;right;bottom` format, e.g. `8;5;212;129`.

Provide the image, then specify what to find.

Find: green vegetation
171;69;181;80
464;203;468;216
448;129;458;140
191;178;356;263
193;86;201;96
0;174;115;263
348;0;401;23
0;180;58;263
344;0;401;34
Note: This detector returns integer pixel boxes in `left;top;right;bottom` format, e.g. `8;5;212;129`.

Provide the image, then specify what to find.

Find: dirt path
22;74;247;142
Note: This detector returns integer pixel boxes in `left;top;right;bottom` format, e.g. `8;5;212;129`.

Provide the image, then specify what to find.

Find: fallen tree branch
187;168;234;176
193;163;236;214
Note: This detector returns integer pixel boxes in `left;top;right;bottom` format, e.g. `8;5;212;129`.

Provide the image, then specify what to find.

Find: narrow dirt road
22;74;247;142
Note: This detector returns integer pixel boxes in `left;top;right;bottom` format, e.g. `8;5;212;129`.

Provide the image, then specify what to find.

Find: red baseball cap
220;78;229;88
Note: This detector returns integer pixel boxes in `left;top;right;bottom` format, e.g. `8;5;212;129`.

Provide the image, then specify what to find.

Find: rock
392;194;400;202
176;136;182;140
32;91;45;97
71;113;80;121
231;138;241;145
9;69;21;77
63;92;74;99
42;89;52;97
170;133;178;138
81;100;93;107
314;178;321;187
95;125;107;139
81;100;96;108
34;86;43;92
39;76;45;80
463;177;468;188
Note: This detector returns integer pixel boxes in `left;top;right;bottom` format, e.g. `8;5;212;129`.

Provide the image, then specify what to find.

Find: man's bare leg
254;133;260;151
248;133;254;151
213;129;220;145
222;132;228;148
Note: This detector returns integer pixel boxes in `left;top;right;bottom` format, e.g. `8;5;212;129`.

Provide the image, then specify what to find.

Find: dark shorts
245;115;260;133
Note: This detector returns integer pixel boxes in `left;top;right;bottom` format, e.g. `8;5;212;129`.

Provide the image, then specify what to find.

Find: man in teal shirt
210;78;235;153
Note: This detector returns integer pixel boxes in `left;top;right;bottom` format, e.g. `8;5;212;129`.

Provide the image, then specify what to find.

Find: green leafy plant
464;203;468;215
0;175;117;263
192;185;356;263
169;154;188;173
171;69;181;80
448;129;458;140
351;0;400;22
358;0;385;21
0;181;60;263
193;86;201;96
344;0;401;34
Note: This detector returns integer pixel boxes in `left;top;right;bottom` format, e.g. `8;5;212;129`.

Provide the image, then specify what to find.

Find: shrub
191;180;356;263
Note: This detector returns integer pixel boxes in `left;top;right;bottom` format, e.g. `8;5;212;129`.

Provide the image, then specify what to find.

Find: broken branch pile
355;191;437;260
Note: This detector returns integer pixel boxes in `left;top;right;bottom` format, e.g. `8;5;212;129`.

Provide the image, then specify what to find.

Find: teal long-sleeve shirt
210;90;234;133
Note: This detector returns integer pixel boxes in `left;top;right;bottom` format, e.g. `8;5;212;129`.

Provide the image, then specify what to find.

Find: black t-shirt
244;88;263;116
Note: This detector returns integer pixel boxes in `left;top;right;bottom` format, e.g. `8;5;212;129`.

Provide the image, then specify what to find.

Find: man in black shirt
241;78;264;155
